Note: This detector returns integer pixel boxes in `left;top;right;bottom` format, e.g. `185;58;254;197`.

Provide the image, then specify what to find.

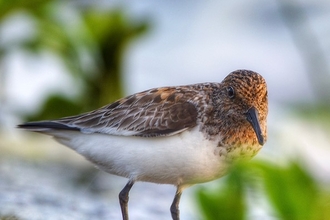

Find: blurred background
1;0;330;219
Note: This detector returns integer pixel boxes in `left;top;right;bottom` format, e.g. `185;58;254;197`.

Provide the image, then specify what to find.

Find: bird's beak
246;107;264;145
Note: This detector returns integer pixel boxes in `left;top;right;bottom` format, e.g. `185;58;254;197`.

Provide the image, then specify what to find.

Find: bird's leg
170;188;183;220
119;180;135;220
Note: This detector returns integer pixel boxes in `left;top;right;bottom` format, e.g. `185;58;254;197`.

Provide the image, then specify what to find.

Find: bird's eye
227;86;235;98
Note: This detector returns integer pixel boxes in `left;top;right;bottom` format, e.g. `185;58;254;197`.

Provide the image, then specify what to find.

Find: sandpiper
18;69;268;220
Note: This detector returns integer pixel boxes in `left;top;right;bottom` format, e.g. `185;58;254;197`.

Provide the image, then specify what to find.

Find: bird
18;69;268;220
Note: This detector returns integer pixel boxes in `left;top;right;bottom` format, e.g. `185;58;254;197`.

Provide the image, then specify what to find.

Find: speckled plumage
18;69;268;220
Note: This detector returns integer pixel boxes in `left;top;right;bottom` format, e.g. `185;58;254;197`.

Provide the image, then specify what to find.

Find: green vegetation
0;0;149;120
197;160;330;220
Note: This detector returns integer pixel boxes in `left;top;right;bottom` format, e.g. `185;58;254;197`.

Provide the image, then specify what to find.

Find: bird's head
214;69;268;146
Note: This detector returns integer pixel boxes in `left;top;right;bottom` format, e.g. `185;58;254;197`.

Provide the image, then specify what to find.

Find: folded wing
18;87;199;137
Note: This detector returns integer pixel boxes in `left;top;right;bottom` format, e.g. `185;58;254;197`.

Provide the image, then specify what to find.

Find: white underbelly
53;127;228;186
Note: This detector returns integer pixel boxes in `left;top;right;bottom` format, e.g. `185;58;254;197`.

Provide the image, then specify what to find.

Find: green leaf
255;161;318;220
197;162;250;220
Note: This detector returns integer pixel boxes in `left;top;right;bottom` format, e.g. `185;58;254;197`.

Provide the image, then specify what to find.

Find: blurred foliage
276;0;330;103
292;104;330;128
0;0;51;20
81;10;149;108
0;214;21;220
0;0;149;120
27;95;83;121
198;163;247;220
197;160;330;220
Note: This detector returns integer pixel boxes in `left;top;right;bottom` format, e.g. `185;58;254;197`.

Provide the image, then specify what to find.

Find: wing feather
20;87;201;137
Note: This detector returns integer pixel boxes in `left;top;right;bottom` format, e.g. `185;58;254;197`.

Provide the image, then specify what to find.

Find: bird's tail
17;121;80;132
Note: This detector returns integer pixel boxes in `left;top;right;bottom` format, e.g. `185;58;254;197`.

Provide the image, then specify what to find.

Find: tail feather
17;121;80;132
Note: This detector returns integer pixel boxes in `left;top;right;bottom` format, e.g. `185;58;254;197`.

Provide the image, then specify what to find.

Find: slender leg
119;180;135;220
170;188;183;220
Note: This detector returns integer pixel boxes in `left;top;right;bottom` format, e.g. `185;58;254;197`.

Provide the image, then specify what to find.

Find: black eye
227;86;235;98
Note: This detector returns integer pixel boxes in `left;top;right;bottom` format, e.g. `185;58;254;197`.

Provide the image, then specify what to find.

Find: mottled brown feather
53;87;204;137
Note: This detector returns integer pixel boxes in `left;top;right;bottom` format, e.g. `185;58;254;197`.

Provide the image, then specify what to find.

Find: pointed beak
246;107;264;145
